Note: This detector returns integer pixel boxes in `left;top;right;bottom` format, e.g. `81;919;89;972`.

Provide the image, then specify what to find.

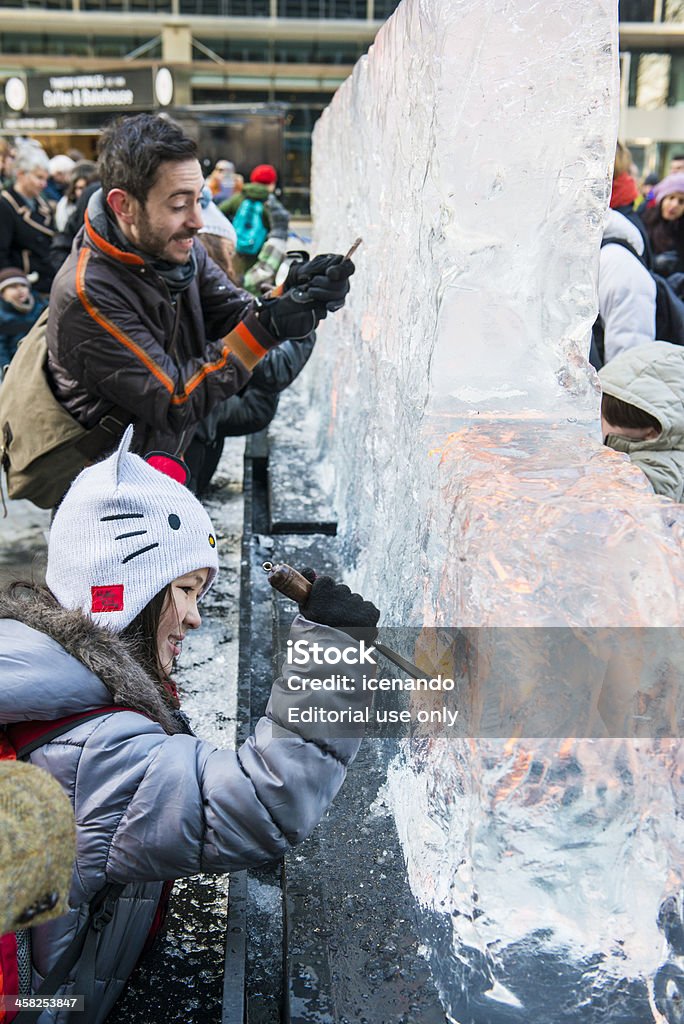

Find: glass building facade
0;0;402;212
615;0;684;173
1;1;683;204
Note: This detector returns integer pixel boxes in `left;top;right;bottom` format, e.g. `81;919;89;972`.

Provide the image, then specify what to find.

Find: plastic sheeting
309;0;684;1020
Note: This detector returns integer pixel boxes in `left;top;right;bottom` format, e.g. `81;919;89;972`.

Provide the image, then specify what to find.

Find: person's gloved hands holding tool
298;567;380;643
254;252;355;341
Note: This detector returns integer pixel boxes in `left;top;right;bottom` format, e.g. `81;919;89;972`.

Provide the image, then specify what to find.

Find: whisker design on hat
121;543;160;564
101;513;144;521
115;530;148;541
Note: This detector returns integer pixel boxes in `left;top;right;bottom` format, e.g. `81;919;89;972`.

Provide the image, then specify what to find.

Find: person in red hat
220;163;289;282
0;267;47;375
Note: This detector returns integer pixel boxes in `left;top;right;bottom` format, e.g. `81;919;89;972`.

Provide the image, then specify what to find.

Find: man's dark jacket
47;190;277;455
0;186;55;294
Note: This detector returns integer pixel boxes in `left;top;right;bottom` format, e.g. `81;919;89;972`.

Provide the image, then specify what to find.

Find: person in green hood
599;341;684;501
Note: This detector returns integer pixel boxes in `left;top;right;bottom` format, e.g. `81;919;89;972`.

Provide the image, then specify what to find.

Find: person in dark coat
0;146;55;296
49;178;100;273
185;334;316;494
46;114;353;469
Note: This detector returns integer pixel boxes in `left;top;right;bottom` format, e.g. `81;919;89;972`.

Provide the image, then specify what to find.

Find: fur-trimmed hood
0;588;182;734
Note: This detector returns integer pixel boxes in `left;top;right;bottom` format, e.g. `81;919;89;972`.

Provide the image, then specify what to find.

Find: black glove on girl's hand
298;568;380;641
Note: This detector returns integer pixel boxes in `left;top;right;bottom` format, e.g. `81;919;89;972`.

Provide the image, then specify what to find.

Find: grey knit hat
46;426;219;630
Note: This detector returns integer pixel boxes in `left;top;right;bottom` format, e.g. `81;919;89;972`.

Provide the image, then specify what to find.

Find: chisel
262;561;427;680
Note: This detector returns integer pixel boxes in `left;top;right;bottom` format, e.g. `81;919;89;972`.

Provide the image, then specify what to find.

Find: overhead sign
3;116;58;130
25;69;161;113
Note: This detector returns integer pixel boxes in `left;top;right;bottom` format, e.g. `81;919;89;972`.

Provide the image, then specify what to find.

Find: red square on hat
91;584;124;613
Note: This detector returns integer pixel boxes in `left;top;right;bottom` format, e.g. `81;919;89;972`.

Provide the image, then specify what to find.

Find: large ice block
308;0;684;1020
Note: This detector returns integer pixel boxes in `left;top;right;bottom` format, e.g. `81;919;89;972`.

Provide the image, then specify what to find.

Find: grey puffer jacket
599;340;684;501
46;189;279;456
0;590;372;1023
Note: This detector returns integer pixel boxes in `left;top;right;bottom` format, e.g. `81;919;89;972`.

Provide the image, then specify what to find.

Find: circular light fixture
4;77;27;112
154;68;173;107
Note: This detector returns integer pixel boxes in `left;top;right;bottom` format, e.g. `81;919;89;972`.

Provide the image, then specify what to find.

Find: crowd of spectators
0;136;307;494
0;131;682;505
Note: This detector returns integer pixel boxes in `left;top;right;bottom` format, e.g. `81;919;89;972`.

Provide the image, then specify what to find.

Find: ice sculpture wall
309;0;684;1021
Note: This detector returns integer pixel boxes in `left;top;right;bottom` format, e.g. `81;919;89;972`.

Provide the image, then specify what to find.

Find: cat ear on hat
144;451;191;488
111;425;135;487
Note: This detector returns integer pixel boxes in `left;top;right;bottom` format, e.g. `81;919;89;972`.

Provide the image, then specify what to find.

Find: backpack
0;309;130;509
232;198;268;256
594;237;684;367
0;709;128;1023
0;708;171;1024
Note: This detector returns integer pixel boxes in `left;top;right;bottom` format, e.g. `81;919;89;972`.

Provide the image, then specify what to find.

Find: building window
195;37;271;60
373;0;401;17
619;0;655;18
81;0;171;8
278;0;367;17
273;39;366;62
669;51;684;102
180;0;269;12
627;51;672;107
0;33;27;54
44;33;91;55
0;31;160;57
0;0;72;6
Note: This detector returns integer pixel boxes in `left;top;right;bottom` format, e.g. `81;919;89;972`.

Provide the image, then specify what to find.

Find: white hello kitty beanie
46;426;219;630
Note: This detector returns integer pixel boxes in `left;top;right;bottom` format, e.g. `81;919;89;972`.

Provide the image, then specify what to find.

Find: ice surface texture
309;0;684;1020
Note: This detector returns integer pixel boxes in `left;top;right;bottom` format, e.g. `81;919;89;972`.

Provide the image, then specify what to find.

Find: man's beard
136;206;196;264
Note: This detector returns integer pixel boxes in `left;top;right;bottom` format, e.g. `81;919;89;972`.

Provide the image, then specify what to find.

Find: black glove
254;291;317;341
255;259;353;340
284;253;353;291
298;567;380;641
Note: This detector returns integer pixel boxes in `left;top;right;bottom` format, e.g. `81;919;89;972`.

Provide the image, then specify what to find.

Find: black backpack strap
12;883;125;1024
600;236;644;263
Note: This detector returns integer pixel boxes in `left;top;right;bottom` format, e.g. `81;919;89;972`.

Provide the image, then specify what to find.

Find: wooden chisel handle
262;562;313;605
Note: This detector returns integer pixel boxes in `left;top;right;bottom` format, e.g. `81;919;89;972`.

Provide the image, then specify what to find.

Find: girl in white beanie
0;427;378;1024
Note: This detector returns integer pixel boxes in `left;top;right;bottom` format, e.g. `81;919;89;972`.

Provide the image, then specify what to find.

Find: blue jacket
0;294;47;347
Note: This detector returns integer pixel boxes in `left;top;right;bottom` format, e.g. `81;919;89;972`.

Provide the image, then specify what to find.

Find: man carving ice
47;113;353;461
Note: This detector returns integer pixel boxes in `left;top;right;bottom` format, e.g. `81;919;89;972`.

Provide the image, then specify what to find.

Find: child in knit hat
0;267;47;374
0;427;378;1021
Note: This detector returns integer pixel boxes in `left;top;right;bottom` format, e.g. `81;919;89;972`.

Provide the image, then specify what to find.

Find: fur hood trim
0;588;182;735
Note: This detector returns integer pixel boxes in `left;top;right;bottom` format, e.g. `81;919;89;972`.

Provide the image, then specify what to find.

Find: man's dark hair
601;392;661;432
98;114;197;204
672;153;684;162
